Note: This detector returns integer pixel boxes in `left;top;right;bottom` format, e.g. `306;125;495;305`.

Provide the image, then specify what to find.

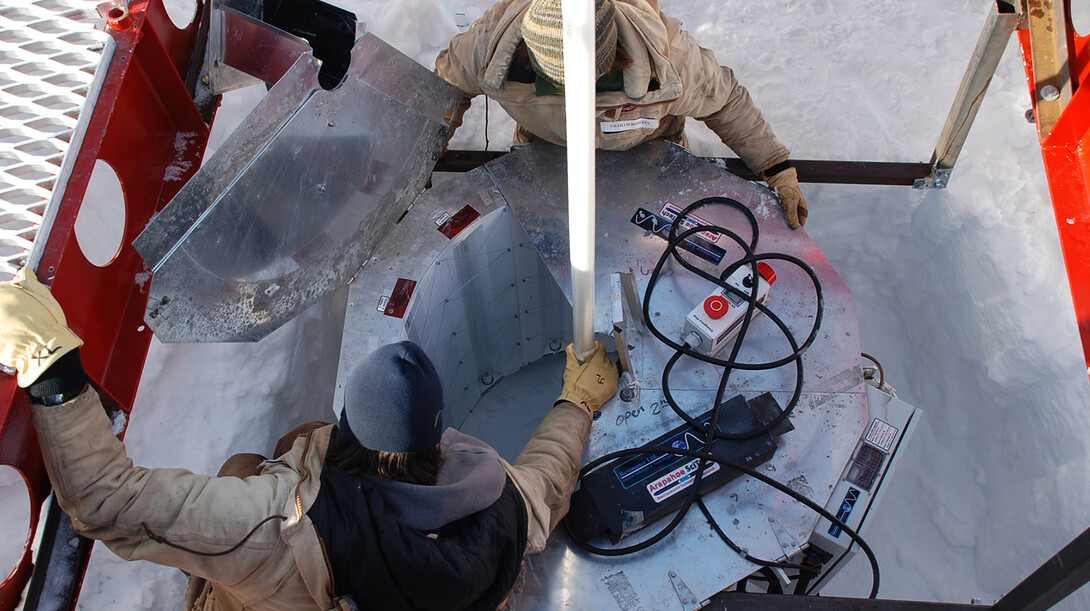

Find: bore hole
107;7;125;20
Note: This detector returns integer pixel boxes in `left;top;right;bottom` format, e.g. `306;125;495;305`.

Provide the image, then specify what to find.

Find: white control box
806;383;921;594
682;262;776;356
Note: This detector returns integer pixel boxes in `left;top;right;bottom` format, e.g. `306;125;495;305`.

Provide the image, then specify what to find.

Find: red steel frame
0;0;213;606
1018;6;1090;375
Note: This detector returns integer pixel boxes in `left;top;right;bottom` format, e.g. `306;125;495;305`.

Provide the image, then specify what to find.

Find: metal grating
0;0;105;277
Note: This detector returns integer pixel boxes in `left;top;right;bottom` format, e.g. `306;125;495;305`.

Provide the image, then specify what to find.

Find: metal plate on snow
134;33;459;342
336;141;870;608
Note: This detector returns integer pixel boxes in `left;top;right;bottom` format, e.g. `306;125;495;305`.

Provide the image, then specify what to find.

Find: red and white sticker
646;458;720;503
660;203;721;243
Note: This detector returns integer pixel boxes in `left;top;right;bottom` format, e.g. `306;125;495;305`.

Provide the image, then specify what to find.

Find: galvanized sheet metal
337;141;868;608
134;32;460;342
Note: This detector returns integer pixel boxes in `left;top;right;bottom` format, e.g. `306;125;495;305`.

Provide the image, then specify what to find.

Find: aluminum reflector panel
134;32;459;342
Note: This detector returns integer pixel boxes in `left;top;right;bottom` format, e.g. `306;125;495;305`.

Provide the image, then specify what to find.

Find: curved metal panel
336;141;868;608
134;33;459;342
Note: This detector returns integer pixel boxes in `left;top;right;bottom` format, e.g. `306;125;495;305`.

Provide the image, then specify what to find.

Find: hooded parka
31;388;593;610
435;0;791;175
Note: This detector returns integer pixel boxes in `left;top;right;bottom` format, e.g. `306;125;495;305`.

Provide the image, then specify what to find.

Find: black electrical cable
695;497;819;576
483;95;490;151
563;196;881;600
640;199;824;442
568;445;881;599
861;351;885;389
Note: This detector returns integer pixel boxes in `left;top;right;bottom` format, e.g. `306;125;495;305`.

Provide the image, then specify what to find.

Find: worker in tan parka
435;0;809;228
0;267;619;610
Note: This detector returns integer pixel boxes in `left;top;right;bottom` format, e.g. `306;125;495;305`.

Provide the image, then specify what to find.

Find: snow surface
12;0;1084;608
0;467;30;583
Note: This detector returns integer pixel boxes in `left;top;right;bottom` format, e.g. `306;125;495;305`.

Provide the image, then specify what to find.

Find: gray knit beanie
522;0;618;85
339;341;444;454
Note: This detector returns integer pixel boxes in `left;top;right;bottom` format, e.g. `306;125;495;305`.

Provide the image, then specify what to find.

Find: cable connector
682;331;702;351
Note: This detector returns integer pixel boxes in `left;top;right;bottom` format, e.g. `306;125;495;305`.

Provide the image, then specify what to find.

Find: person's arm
670;24;809;228
1;269;289;582
434;8;491;143
31;388;289;579
505;342;618;553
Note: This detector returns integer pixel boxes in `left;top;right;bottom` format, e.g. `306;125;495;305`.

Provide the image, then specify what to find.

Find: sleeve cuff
760;159;793;181
27;349;89;404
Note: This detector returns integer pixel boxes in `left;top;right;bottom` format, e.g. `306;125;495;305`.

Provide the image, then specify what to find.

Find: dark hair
327;428;442;485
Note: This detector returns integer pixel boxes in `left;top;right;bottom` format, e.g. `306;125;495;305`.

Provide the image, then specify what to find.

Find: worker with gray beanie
2;267;619;610
436;0;810;229
337;341;446;453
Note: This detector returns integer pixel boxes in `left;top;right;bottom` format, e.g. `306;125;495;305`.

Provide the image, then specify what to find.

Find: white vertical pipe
562;0;596;360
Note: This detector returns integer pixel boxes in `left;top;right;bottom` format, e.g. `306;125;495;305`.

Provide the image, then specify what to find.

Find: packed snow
4;0;1089;608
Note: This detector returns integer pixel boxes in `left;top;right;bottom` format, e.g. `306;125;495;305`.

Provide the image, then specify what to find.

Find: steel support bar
922;0;1023;189
992;525;1090;611
717;159;931;186
704;592;982;610
1025;0;1074;139
436;150;931;186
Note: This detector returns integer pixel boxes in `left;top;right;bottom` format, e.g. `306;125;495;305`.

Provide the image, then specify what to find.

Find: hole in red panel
107;6;124;19
75;159;126;267
0;466;31;583
163;0;198;29
1073;0;1089;37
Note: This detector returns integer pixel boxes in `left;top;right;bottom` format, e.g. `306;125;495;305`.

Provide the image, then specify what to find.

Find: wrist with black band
27;349;89;406
761;160;793;181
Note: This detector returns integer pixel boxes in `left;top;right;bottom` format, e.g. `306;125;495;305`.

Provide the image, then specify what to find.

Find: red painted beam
0;0;214;605
1018;8;1090;376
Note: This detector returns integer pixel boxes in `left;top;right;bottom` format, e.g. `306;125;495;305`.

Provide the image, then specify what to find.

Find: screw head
1040;85;1061;102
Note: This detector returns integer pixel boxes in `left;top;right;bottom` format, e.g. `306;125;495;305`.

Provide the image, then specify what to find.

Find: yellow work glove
0;268;82;388
555;341;619;418
765;166;808;229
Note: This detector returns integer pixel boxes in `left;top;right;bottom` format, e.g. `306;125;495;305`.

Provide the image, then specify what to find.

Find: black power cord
563;197;881;599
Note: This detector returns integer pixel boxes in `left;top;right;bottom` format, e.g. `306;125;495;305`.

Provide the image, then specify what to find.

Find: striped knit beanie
522;0;618;85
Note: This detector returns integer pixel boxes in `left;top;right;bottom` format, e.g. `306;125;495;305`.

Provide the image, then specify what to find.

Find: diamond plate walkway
0;0;105;277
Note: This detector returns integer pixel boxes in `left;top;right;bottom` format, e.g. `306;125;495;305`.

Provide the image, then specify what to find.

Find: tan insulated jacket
435;0;790;175
31;389;593;610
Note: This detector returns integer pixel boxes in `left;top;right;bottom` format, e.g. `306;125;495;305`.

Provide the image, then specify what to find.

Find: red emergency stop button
757;262;776;285
704;295;729;319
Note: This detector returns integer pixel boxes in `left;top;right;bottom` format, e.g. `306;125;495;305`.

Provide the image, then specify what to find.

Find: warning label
659;203;721;243
864;418;898;453
646;458;720;504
